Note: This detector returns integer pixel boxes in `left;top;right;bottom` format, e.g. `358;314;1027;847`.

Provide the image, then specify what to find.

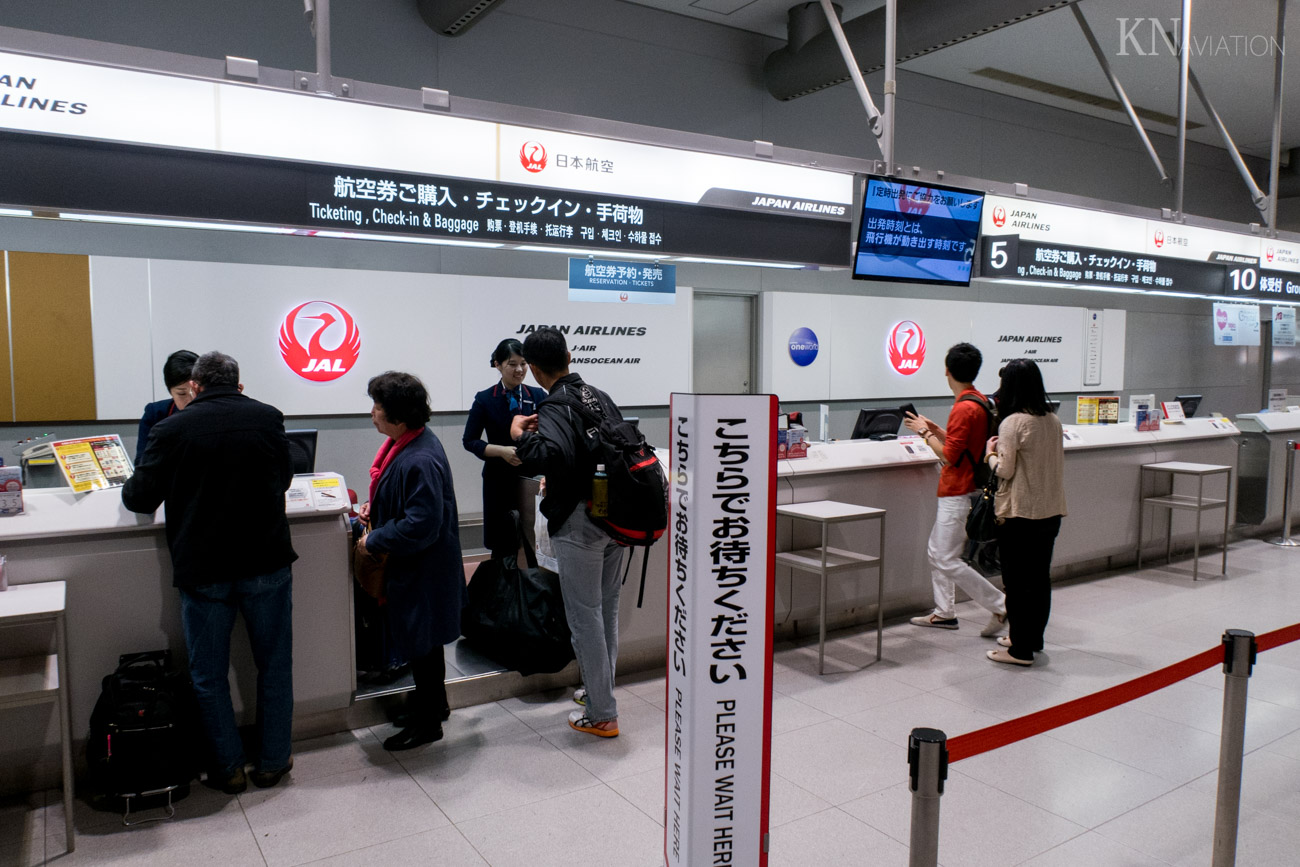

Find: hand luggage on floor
461;548;575;676
85;650;198;822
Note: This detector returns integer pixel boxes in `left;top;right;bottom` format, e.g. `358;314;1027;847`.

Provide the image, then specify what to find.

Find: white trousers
927;495;1006;620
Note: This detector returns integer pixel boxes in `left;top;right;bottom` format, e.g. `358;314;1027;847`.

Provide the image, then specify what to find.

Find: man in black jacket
510;327;624;738
122;351;297;793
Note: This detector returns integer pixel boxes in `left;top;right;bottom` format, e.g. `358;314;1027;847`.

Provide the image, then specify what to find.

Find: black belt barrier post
907;727;948;867
1212;629;1257;867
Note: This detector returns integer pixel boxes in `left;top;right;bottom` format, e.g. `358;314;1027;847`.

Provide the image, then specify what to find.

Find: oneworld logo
520;141;547;173
788;327;819;367
279;301;361;382
887;320;926;375
991;206;1006;228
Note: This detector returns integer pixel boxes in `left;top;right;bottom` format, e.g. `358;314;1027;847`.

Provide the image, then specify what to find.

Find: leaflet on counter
50;435;133;493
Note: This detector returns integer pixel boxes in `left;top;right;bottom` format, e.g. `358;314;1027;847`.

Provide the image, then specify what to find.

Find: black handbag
965;474;999;543
963;473;1002;576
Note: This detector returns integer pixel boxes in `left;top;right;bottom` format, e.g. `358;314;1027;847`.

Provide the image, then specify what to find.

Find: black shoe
383;723;443;751
203;766;247;795
250;757;294;789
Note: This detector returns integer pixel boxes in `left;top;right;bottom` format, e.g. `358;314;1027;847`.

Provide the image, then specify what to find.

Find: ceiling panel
620;0;883;39
620;0;1299;157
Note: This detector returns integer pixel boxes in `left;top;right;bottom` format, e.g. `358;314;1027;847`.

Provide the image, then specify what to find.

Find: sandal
568;709;619;738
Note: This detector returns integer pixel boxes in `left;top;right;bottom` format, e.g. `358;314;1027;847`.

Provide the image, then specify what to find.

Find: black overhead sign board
979;234;1300;302
0;131;852;266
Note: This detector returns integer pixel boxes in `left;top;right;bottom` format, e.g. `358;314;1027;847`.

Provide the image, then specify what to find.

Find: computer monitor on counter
851;407;906;441
286;429;318;475
1175;395;1202;418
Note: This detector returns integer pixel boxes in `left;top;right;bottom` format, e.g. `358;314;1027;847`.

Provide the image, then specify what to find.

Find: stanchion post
1212;629;1257;867
1269;441;1300;546
908;728;948;867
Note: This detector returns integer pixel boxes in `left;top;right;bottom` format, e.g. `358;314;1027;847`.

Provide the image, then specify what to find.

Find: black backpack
545;385;668;547
86;651;198;806
955;393;998;489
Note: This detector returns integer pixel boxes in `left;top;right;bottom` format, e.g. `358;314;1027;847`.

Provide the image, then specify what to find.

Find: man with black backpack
510;327;638;738
903;342;1008;636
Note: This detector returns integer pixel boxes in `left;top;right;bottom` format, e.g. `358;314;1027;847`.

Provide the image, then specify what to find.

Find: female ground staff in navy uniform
462;339;548;557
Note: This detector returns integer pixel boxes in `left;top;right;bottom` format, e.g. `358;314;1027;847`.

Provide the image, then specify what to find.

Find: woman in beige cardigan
984;359;1067;666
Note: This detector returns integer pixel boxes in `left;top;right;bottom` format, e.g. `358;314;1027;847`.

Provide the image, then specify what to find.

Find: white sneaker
980;613;1007;637
573;687;587;706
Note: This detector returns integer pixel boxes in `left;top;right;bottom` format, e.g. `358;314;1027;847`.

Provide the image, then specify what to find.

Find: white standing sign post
666;394;776;867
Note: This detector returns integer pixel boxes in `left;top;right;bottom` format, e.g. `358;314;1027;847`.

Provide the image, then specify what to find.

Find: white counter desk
1235;411;1300;527
771;418;1240;631
0;479;351;795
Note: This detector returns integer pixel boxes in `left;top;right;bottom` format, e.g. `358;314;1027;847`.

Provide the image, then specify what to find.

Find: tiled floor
4;538;1300;866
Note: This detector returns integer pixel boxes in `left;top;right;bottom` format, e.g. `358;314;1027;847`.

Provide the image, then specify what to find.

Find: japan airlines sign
279;301;360;381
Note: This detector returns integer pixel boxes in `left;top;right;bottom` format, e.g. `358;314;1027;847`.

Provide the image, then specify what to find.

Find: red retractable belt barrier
946;622;1300;763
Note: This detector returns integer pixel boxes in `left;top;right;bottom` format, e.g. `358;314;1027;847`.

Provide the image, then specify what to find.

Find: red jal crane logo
1153;230;1165;248
279;301;360;382
520;141;547;173
992;206;1006;227
898;186;932;217
887;320;926;375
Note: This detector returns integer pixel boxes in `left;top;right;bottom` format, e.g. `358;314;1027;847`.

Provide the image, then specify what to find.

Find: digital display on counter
0;131;852;266
853;177;984;285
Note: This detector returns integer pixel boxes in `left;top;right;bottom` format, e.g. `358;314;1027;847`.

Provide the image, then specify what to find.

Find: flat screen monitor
851;407;906;441
1175;394;1202;418
853;177;985;286
286;429;318;475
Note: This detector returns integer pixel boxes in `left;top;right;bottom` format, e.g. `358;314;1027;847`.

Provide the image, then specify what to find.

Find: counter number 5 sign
980;235;1019;277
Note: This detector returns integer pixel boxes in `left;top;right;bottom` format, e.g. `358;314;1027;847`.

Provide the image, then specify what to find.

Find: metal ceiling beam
1175;0;1191;217
883;0;896;173
304;0;331;94
1071;5;1169;185
817;0;886;161
1187;68;1268;214
1267;0;1288;233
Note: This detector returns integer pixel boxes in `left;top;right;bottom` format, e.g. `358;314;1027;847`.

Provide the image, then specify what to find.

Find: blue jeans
180;566;293;775
551;509;625;722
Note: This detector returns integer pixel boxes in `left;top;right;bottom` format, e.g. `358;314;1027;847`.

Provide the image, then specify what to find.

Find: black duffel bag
461;540;576;676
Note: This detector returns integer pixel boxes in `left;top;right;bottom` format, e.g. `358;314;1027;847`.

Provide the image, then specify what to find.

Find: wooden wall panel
7;252;96;421
0;256;11;421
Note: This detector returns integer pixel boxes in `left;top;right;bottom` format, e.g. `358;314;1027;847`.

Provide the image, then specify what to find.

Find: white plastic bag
534;492;559;573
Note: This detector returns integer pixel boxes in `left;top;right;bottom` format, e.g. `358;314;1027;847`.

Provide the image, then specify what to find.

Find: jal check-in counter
770;418;1240;630
1235;410;1300;527
0;475;352;792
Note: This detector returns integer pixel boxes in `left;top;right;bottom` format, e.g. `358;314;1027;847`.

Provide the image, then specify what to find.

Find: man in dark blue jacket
122;351;296;794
